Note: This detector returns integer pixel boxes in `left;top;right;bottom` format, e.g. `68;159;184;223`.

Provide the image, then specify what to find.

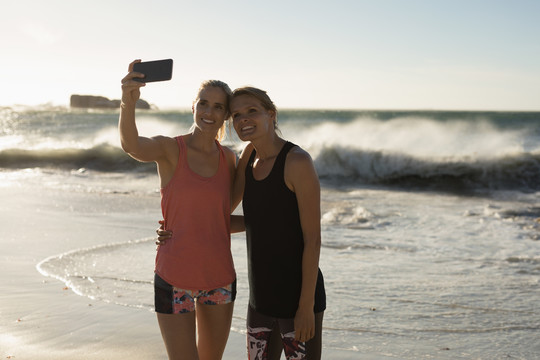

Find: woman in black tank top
230;87;326;360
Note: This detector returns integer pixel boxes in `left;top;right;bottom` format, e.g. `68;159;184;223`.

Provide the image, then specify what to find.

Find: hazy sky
2;0;539;110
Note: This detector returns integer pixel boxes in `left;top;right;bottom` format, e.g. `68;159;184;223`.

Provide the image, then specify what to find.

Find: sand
0;180;367;359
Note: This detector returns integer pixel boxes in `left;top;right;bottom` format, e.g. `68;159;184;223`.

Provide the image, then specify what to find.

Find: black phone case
133;59;173;83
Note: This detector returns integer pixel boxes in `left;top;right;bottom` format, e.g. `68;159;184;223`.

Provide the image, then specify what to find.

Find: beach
0;182;164;359
0;176;365;360
1;107;540;359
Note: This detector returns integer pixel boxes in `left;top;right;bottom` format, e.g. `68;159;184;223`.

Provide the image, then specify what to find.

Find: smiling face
230;94;276;141
192;86;228;136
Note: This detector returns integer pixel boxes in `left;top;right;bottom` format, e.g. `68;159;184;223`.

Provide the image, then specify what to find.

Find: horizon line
1;101;540;113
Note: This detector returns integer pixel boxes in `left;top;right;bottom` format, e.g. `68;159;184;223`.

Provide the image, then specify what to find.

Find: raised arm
285;147;322;342
119;59;169;163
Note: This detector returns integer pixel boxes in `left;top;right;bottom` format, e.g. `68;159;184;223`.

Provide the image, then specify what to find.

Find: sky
1;0;539;111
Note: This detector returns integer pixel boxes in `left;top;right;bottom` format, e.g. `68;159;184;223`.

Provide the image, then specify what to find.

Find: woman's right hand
155;220;173;245
120;59;145;107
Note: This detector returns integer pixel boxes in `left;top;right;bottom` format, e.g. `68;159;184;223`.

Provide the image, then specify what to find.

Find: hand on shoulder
237;143;255;169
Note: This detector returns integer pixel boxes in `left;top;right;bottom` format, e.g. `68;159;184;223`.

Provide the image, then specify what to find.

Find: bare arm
285;147;322;342
230;215;245;233
224;146;246;233
231;143;254;211
118;59;169;163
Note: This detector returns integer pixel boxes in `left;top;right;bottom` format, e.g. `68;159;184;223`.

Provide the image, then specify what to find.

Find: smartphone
133;59;173;83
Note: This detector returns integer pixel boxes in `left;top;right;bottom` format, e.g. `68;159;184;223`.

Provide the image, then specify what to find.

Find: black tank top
243;141;326;318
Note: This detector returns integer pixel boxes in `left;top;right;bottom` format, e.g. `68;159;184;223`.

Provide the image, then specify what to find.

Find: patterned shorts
154;273;236;314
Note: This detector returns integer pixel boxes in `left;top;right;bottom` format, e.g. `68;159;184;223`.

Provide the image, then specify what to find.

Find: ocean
2;106;540;358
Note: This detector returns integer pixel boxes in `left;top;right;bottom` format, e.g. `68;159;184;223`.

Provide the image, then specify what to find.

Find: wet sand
0;182;365;359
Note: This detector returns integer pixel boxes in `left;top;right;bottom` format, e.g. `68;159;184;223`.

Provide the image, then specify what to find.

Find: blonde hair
192;80;232;142
231;86;279;130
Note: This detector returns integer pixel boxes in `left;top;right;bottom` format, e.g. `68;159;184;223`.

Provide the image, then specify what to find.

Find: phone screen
133;59;173;83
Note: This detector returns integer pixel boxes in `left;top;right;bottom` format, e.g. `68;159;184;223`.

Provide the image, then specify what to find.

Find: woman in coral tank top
119;59;237;360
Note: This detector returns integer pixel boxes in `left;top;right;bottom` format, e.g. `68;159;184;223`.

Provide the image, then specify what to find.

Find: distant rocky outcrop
70;95;151;109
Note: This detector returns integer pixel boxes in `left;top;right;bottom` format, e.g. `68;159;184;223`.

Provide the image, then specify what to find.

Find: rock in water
70;95;150;109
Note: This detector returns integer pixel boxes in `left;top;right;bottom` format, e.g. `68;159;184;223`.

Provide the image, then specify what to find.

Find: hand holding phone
133;59;173;83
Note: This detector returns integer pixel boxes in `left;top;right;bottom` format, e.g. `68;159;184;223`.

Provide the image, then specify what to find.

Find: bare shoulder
154;134;177;149
285;145;319;190
237;143;255;167
240;143;255;158
151;135;177;162
221;144;235;158
153;135;176;144
286;145;314;165
221;145;238;167
286;146;316;177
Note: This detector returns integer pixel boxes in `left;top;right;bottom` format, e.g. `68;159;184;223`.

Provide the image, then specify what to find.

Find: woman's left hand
294;305;315;342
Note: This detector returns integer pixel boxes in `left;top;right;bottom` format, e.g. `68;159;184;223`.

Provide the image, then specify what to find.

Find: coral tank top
155;136;235;290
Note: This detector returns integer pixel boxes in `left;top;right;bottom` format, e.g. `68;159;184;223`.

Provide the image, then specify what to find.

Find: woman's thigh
196;301;235;360
156;312;198;360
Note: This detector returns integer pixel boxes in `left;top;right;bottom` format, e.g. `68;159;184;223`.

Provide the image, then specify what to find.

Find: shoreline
0;182;366;359
0;185;167;359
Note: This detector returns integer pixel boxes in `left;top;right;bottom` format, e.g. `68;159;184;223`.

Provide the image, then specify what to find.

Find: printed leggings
247;306;324;360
